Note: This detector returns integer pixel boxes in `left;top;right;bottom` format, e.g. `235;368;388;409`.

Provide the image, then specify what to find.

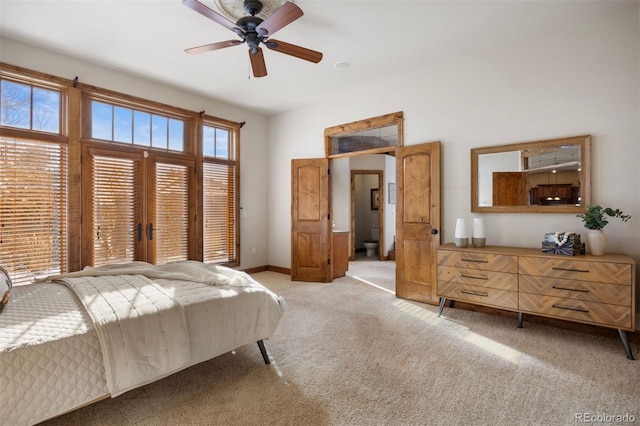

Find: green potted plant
577;205;630;255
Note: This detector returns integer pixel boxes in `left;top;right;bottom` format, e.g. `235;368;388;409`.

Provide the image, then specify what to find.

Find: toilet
363;228;379;257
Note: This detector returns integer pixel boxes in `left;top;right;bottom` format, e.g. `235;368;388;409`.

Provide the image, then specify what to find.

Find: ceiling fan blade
185;39;243;55
265;39;323;63
249;48;267;78
182;0;241;33
255;2;303;37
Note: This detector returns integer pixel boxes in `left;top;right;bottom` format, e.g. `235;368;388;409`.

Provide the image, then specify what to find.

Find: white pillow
0;266;11;313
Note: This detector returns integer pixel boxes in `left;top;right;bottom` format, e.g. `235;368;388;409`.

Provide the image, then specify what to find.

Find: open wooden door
291;158;332;282
395;141;441;305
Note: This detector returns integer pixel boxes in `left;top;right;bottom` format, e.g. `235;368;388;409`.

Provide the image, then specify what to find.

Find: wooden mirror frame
471;134;591;213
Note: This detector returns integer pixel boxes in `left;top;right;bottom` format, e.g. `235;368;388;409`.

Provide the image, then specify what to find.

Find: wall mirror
471;135;591;213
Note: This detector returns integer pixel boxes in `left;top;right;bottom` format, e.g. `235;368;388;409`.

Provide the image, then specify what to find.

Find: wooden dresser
436;243;636;359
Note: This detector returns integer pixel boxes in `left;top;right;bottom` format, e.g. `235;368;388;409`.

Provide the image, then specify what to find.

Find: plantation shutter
92;155;138;266
0;138;67;284
203;161;237;263
154;162;188;264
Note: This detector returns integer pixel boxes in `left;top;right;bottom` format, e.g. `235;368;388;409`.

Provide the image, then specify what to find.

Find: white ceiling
0;0;634;116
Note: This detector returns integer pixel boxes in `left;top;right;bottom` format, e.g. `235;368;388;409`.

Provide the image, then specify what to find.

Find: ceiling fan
182;0;323;77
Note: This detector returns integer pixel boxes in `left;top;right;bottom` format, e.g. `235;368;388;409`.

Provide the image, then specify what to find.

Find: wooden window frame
201;118;240;266
1;62;242;273
0;64;70;283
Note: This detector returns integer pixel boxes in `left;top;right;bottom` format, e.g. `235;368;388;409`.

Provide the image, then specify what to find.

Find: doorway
351;170;384;261
293;111;441;305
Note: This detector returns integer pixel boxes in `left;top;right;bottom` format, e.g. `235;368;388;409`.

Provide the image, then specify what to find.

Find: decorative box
541;232;583;256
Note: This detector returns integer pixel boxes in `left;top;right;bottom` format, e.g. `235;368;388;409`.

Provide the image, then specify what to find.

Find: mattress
0;264;285;426
0;283;108;426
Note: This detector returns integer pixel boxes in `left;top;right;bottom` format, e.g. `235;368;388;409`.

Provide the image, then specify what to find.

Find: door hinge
327;259;331;265
328;213;331;221
327;169;331;175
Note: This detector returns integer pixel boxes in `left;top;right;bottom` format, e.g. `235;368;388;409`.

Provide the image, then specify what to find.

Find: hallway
346;254;395;294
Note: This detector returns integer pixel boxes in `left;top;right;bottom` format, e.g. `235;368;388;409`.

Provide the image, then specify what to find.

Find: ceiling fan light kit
183;0;323;78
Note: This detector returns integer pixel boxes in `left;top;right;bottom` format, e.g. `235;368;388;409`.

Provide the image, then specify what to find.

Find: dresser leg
618;330;635;360
437;297;446;317
517;312;524;328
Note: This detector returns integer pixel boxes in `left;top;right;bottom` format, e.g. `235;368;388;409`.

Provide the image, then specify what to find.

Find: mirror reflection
471;135;591;213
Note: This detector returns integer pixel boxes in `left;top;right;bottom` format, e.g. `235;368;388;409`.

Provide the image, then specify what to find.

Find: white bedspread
2;262;286;425
57;274;191;397
43;260;260;288
44;261;285;397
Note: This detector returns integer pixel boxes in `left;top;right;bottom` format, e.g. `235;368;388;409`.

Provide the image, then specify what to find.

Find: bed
0;261;286;426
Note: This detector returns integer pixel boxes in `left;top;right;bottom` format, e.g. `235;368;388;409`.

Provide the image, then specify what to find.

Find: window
1;79;61;134
203;123;238;265
91;100;185;151
0;138;67;284
0;74;66;284
2;65;242;274
85;95;195;267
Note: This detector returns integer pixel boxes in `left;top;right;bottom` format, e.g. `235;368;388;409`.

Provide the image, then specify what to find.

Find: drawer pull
461;290;488;297
552;285;589;293
552;266;589;273
461;274;488;280
461;258;488;263
552;304;589;313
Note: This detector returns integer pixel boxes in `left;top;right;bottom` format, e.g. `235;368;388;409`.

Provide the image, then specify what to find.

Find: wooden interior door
493;172;527;206
291;158;332;282
395;141;441;305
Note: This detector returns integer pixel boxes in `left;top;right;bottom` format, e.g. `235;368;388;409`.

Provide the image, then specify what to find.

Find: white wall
268;6;640;274
331;157;350;231
0;37;271;270
384;154;396;255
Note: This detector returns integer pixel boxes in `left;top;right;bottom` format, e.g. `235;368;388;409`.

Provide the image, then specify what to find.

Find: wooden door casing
396;141;441;305
291;158;332;282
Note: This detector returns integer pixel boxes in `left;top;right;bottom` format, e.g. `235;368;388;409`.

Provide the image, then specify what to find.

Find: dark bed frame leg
257;340;270;364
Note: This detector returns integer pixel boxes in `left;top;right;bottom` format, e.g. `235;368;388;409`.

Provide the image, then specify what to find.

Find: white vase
587;229;606;256
454;218;468;248
472;217;486;248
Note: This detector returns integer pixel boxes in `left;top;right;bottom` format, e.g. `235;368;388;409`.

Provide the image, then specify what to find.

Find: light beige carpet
346;257;395;293
43;271;639;426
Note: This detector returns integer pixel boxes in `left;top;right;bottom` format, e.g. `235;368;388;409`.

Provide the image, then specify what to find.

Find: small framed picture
388;183;396;204
371;188;379;210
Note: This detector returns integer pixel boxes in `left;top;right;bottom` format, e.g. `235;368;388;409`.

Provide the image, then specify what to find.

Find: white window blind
92;155;137;266
155;162;188;264
203;161;237;263
0;138;67;284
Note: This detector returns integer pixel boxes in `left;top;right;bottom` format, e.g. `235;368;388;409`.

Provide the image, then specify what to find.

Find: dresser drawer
437;250;517;273
520;275;631;306
438;266;517;291
519;293;632;329
438;281;518;310
519;257;631;285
